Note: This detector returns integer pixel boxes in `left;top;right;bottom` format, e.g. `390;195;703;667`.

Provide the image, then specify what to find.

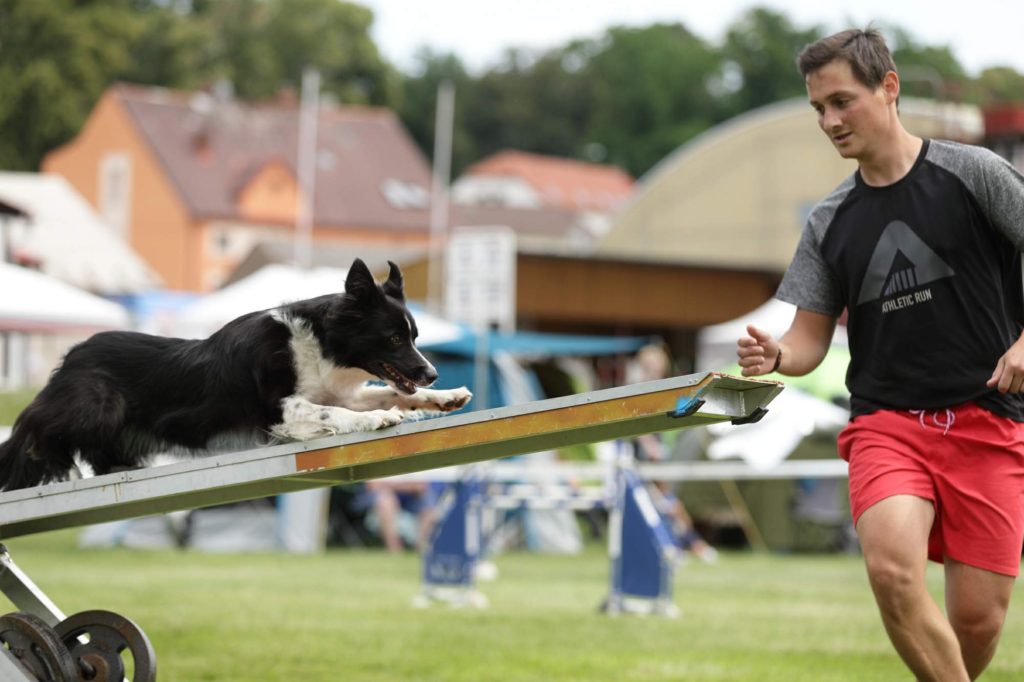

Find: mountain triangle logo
856;220;955;306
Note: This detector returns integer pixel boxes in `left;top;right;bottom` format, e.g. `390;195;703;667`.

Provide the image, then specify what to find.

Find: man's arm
736;308;837;377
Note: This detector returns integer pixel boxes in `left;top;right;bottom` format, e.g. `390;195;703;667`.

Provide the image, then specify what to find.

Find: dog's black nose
422;366;438;385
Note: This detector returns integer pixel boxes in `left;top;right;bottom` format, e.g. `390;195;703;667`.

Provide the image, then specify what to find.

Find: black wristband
771;348;782;373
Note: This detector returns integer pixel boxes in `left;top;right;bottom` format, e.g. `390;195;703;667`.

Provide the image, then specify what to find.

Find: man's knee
949;601;1006;649
864;555;923;615
946;561;1013;653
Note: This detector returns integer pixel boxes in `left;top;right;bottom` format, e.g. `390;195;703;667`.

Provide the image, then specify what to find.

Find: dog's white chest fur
279;313;372;404
269;312;471;442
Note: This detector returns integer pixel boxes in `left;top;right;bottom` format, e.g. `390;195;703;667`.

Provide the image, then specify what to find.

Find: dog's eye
389;334;402;346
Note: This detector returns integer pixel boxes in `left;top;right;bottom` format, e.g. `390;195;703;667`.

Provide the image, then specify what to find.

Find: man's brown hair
796;28;897;89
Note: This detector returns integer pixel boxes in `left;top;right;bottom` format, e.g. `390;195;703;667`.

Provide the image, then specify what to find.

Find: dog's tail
0;426;52;492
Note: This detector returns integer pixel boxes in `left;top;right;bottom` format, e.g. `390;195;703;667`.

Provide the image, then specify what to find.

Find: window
99;152;132;238
380;179;429;209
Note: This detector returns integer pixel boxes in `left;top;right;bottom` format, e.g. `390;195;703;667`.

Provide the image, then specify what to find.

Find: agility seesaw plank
0;372;781;540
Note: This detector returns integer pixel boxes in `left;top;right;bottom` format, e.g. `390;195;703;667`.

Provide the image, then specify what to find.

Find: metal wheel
0;611;79;681
55;610;156;682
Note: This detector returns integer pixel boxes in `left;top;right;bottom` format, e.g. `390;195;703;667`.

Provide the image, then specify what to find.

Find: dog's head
323;258;438;394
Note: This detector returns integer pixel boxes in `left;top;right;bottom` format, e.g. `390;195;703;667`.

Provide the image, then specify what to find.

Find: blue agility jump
417;455;682;615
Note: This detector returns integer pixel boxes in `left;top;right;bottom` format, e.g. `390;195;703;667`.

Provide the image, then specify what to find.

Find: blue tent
424;330;651;358
419;328;651;410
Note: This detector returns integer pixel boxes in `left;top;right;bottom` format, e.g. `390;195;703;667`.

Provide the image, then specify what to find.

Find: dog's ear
381;261;404;302
344;258;381;305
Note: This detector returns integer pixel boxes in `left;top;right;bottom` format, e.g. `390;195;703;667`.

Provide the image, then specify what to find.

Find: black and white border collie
0;258;471;491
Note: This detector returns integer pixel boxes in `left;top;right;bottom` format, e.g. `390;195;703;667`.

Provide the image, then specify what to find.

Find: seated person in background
629;344;718;563
636;432;719;564
360;479;435;553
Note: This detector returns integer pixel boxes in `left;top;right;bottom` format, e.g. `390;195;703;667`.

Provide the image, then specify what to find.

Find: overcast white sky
357;0;1024;77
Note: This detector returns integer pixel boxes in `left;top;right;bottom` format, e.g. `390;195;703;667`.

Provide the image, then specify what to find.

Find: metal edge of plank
0;372;782;539
422;458;846;484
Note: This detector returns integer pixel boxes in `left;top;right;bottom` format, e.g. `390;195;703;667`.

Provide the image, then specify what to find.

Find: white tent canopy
705;387;849;470
174;264;463;345
0;262;130;333
0;173;160;294
696;298;848;371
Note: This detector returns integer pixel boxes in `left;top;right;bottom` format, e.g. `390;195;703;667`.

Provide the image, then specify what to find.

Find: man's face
806;59;893;161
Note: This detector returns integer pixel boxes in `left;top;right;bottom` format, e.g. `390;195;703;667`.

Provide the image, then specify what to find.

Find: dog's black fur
0;258;471;491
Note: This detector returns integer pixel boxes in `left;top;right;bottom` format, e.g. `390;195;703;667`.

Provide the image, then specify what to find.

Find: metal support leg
0;545;66;627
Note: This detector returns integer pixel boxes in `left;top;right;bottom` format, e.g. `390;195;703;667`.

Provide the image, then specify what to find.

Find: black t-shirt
777;139;1024;421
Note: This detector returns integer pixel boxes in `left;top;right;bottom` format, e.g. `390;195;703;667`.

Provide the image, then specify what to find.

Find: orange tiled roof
112;83;433;232
465;149;634;212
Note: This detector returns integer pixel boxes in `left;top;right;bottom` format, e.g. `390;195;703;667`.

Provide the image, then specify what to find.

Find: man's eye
389;334;402;346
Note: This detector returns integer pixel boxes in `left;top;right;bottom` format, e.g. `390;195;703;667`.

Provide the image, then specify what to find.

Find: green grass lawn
0;389;35;426
3;531;1024;681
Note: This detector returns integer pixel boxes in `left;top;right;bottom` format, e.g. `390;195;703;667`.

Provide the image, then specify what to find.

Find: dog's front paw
439;387;472;411
360;407;405;431
399;387;473;416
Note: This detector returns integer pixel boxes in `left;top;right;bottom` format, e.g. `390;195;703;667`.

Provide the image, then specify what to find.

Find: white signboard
445;226;516;331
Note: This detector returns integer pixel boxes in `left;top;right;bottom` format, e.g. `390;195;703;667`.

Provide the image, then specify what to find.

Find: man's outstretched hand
737;324;781;377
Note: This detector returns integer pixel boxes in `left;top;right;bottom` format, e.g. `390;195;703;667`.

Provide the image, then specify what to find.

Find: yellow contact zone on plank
293;381;709;473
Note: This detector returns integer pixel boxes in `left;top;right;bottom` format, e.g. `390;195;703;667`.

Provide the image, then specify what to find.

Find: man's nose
821;107;841;130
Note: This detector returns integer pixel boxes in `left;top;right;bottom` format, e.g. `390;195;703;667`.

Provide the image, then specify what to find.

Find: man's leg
945;559;1015;679
856;495;969;682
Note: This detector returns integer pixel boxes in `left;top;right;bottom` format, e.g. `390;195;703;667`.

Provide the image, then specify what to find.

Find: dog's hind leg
37;374;131;478
0;393;87;490
270;396;405;441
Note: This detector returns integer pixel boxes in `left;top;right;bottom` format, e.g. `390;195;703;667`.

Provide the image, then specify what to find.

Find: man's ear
344;258;381;304
882;70;900;106
381;261;405;302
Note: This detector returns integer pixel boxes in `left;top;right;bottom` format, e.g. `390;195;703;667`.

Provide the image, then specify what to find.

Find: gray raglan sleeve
980;151;1024;250
775;223;845;317
929;141;1024;250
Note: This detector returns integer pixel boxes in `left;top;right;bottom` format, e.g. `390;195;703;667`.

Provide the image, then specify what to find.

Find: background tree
261;0;398;105
885;25;968;101
402;23;723;179
460;45;597;171
191;0;397;103
397;49;480;176
0;0;140;170
0;0;395;170
121;3;213;88
719;8;822;116
583;23;721;177
0;1;1019;176
190;0;278;100
463;49;555;161
971;67;1024;105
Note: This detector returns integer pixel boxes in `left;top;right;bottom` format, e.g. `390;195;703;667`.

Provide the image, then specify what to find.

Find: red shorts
838;403;1024;577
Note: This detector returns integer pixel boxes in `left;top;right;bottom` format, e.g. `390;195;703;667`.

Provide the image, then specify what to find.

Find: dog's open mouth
380;362;417;395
